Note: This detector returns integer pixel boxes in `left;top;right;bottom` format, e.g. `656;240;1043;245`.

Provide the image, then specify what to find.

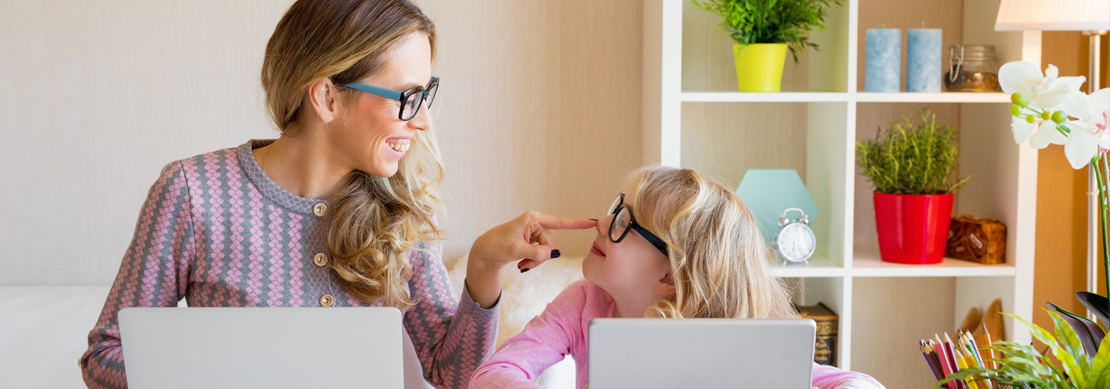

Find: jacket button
313;253;328;267
312;203;328;217
320;294;334;307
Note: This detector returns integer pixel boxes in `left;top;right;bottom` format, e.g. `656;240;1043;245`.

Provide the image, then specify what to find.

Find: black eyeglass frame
608;192;669;256
341;76;439;121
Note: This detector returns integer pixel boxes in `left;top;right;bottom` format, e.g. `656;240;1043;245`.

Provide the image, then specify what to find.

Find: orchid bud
1026;115;1036;124
1051;110;1067;124
1010;105;1022;116
1041;111;1051;120
1011;93;1028;108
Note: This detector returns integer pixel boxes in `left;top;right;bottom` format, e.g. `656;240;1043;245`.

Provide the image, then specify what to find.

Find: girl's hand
470;211;596;271
465;211;595;308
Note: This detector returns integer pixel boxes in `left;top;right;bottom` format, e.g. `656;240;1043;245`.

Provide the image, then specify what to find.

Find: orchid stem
1094;153;1110;303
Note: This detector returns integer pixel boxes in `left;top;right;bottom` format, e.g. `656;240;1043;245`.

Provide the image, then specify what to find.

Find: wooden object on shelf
958;299;1005;363
796;302;839;367
947;215;1008;264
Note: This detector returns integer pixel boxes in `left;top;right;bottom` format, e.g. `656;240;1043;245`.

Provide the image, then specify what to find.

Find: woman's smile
385;136;411;157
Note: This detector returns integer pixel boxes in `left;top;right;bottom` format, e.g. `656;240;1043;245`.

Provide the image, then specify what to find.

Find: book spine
813;317;838;366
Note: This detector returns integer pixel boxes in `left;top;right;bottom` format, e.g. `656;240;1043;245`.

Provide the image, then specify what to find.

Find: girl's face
582;189;673;303
329;33;433;178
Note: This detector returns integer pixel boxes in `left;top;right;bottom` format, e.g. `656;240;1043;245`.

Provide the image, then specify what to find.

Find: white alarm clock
772;208;816;265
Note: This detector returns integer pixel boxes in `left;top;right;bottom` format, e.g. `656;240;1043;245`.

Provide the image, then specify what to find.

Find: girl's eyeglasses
607;192;669;256
342;76;439;121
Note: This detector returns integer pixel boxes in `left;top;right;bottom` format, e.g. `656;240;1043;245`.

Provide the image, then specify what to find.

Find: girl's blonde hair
261;0;443;310
626;166;797;319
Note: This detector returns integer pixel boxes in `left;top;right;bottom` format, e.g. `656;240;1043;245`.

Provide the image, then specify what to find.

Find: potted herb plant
857;109;970;264
691;0;840;92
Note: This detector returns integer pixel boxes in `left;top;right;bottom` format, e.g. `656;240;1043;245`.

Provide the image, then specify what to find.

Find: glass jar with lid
945;44;1002;92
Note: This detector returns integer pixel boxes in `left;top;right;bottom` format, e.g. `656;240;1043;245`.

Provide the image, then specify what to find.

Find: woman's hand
465;211;596;308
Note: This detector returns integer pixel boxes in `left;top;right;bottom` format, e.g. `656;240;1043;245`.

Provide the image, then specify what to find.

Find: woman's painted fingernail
520;267;531;273
551;249;561;259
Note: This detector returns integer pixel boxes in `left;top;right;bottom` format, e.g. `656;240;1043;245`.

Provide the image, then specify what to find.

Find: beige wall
0;0;643;285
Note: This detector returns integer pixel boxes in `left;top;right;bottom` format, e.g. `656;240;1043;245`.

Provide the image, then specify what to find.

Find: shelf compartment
681;0;850;93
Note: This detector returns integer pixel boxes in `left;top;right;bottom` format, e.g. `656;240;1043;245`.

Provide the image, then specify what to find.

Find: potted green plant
691;0;840;92
933;310;1108;389
856;109;971;264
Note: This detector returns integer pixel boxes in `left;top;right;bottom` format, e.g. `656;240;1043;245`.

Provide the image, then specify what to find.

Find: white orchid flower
1000;61;1086;109
1012;115;1066;149
1000;62;1085;148
1059;88;1110;169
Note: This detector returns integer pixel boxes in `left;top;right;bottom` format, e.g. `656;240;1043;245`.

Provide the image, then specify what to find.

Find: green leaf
1048;310;1091;382
1005;313;1064;357
933;367;992;389
1086;334;1110;389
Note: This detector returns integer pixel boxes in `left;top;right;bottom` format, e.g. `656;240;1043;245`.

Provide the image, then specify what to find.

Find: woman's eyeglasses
342;76;439;121
607;192;668;256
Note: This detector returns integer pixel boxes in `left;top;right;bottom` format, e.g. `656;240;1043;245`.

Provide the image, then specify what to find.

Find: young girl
470;166;884;389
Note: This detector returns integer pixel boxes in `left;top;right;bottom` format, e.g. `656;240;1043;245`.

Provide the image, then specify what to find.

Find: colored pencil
955;347;982;389
930;340;954;389
960;332;992;389
921;340;945;384
934;340;958;389
940;337;967;389
982;323;996;370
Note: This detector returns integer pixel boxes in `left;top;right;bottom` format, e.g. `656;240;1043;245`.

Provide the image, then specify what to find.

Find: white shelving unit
643;0;1039;386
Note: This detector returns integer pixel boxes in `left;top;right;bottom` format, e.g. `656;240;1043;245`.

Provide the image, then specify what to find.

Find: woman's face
329;32;433;178
582;188;672;302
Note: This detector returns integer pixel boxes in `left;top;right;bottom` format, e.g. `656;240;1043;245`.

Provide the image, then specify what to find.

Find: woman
78;1;593;388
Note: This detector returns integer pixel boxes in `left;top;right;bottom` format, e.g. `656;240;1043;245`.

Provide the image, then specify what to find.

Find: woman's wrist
464;252;504;309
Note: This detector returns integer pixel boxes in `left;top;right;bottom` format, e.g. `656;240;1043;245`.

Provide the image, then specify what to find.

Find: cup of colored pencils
919;326;998;389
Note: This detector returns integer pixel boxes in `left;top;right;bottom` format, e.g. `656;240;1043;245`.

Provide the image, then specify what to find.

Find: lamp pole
1084;29;1106;321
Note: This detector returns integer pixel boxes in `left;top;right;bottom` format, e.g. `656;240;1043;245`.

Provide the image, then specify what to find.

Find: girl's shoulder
551;278;614;321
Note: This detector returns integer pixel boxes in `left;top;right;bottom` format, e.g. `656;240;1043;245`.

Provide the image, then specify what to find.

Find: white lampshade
995;0;1110;31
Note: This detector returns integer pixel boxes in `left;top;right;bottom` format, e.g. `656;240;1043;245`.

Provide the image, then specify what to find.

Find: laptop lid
119;307;403;389
588;318;816;389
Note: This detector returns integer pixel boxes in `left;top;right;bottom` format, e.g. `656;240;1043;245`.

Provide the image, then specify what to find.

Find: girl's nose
593;214;614;237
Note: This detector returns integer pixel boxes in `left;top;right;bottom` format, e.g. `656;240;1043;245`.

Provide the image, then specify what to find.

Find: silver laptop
119;307;404;389
589;318;816;388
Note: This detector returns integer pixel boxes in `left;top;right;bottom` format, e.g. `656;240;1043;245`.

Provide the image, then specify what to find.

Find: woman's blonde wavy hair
624;166;797;319
261;0;443;310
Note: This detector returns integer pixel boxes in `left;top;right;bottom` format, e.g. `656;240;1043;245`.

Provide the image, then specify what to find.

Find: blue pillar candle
865;29;901;92
907;28;942;92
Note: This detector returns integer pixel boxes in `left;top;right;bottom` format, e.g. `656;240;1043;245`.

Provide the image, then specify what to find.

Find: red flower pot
873;192;954;265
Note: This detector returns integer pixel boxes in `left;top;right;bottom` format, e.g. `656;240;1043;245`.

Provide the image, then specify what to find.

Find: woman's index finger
534;214;597;230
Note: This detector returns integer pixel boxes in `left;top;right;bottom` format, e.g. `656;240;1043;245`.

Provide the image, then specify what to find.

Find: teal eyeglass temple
342;76;439;121
342;82;405;101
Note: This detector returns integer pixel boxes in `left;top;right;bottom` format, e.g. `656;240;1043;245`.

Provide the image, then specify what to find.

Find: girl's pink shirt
470;278;886;389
